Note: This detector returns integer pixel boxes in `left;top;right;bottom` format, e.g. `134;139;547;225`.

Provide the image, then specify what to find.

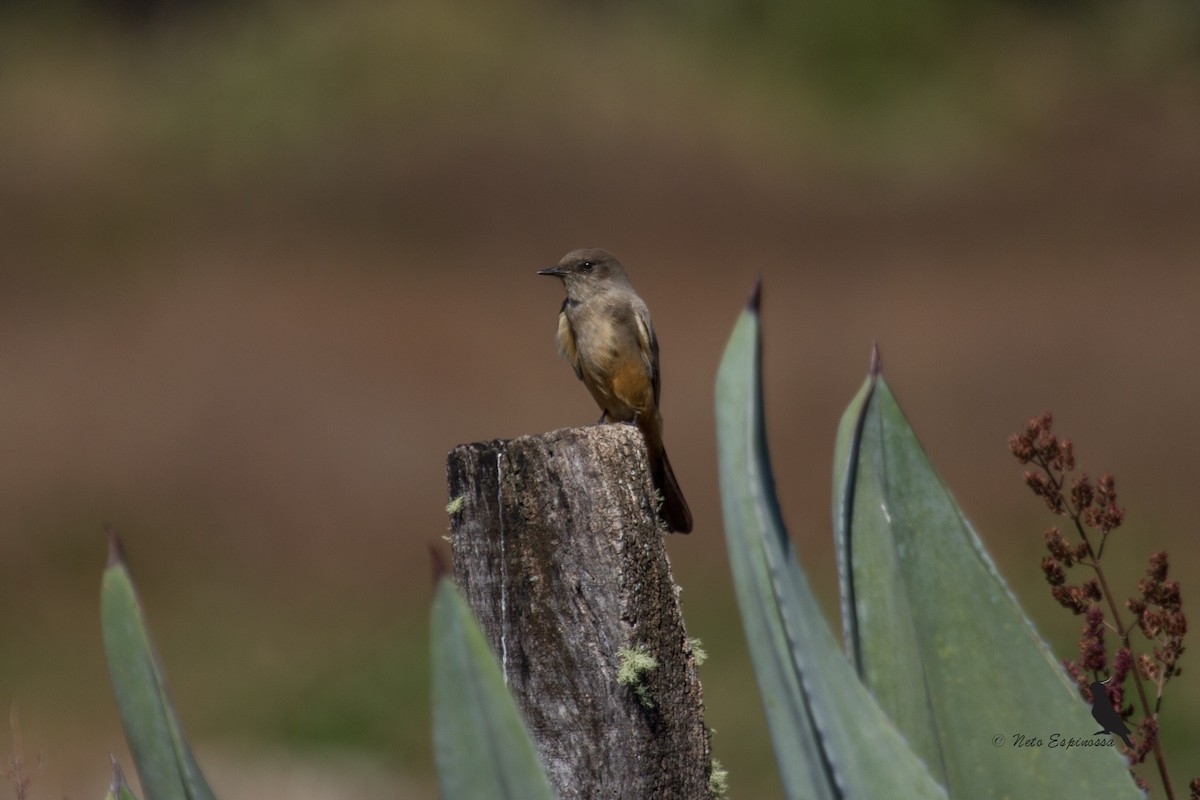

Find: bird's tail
636;413;692;533
655;447;693;534
638;410;696;534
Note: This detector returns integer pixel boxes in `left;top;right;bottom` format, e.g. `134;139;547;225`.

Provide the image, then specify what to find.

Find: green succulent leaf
431;576;556;800
715;287;947;800
834;362;1142;798
100;533;217;800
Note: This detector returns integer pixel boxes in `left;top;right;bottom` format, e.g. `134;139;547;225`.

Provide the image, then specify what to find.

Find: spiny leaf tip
747;275;762;313
105;525;126;568
869;339;883;376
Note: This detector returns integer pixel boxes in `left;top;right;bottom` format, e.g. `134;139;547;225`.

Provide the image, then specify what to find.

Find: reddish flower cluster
1010;412;1072;469
1131;717;1159;765
1012;411;1192;793
1010;412;1125;537
1040;527;1100;615
1079;606;1108;673
1128;551;1188;683
1084;474;1125;534
1111;647;1134;690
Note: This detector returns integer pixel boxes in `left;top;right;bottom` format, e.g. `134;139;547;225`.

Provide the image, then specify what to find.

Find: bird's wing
633;306;660;406
555;304;583;380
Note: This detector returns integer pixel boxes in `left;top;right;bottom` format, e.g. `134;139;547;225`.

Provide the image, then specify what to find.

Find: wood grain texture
446;424;713;799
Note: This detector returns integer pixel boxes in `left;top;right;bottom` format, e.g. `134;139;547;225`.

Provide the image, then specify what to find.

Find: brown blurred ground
1;2;1199;797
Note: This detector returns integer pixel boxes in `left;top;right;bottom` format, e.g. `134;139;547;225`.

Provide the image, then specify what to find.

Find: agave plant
714;282;1141;799
101;531;217;800
430;575;556;800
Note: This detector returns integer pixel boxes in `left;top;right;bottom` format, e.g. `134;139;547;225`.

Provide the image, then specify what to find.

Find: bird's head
538;249;631;300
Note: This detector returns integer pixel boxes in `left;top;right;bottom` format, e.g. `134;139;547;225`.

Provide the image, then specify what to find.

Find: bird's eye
580;261;594;271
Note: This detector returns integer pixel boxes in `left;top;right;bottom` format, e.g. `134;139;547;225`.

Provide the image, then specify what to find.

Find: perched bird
538;249;693;533
1089;679;1134;749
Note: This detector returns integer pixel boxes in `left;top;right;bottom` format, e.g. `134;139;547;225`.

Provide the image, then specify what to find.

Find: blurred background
2;0;1198;796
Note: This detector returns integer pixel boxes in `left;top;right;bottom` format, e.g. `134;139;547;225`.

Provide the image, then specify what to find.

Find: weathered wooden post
446;423;714;799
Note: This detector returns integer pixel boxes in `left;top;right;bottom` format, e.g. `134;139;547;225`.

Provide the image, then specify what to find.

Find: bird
1088;679;1134;749
538;248;693;533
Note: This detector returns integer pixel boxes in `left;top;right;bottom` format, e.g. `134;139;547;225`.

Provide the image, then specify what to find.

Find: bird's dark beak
537;266;568;278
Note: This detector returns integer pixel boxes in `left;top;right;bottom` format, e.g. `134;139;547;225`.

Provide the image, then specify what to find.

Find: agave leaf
100;533;217;800
431;576;556;800
103;757;141;800
715;287;947;800
834;365;1142;798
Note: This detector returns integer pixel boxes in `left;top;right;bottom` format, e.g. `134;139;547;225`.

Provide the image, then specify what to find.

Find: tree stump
446;424;713;799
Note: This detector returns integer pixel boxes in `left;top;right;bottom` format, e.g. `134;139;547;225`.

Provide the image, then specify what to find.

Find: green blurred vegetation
3;0;1197;249
2;0;1198;798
